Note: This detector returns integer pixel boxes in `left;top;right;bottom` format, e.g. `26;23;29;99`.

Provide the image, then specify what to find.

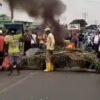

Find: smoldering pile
5;0;66;46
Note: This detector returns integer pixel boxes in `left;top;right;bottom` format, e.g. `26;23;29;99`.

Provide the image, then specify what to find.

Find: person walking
5;30;22;75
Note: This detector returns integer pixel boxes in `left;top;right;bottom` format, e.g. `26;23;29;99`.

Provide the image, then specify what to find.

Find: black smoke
5;0;66;46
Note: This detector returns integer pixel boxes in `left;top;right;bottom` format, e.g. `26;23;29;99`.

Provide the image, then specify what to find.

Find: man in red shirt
0;30;5;65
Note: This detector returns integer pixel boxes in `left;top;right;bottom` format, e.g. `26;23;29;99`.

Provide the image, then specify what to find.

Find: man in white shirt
44;27;55;72
31;33;37;48
93;32;100;52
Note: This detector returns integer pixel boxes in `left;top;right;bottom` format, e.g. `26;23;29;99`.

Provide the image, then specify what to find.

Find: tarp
25;48;43;57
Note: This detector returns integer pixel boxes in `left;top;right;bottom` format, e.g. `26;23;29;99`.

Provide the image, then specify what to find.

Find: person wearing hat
44;27;55;72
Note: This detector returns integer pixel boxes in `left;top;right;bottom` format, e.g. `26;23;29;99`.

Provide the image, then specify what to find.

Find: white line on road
0;72;38;94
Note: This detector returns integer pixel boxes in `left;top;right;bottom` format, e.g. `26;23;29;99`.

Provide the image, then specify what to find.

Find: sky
0;0;100;25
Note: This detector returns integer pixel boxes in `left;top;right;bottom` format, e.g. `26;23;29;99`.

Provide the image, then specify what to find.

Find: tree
86;25;97;30
70;19;87;27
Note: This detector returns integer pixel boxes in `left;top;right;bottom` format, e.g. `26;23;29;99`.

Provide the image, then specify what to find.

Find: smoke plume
5;0;66;46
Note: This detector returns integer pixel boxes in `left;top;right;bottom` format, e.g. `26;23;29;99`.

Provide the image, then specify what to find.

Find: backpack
2;56;10;71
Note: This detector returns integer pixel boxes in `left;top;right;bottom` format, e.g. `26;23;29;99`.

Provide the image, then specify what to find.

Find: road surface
0;70;100;100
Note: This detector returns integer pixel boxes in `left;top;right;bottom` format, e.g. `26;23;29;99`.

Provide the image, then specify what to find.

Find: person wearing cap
4;30;22;75
44;27;55;72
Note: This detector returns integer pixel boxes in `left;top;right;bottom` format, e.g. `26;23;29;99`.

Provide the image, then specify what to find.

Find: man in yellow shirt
5;30;23;75
44;28;55;72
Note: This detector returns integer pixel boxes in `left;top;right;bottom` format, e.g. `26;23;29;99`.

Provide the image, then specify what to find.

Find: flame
67;43;75;49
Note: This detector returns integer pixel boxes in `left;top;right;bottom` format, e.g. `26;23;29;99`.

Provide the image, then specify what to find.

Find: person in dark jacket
78;33;84;48
24;30;32;55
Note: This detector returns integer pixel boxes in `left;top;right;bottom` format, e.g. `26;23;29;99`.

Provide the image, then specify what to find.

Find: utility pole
94;20;98;25
82;12;87;21
11;8;14;23
8;0;14;23
0;2;2;10
0;2;2;28
0;2;2;6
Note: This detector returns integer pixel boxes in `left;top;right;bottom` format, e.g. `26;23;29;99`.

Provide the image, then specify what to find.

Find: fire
67;43;75;49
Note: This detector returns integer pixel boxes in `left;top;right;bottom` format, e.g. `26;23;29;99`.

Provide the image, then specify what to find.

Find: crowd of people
69;29;100;56
78;30;100;53
0;25;100;75
0;27;55;75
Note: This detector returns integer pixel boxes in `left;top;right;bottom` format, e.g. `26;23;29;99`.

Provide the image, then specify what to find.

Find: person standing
97;39;100;58
24;30;32;54
93;32;100;52
31;32;38;48
71;31;78;48
0;30;5;65
5;30;22;75
86;33;93;52
78;32;84;49
44;28;55;72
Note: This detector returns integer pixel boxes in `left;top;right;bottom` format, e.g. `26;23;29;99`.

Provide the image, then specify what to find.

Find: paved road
0;70;100;100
